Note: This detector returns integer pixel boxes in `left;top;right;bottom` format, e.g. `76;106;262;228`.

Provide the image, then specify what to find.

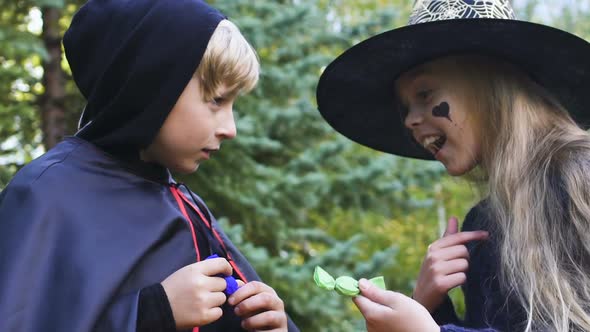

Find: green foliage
0;0;84;188
0;1;44;187
35;0;65;8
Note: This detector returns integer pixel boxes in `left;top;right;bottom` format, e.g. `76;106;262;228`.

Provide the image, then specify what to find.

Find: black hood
64;0;225;154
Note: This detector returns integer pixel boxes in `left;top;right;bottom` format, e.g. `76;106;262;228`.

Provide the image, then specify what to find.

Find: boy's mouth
201;148;218;160
421;135;447;155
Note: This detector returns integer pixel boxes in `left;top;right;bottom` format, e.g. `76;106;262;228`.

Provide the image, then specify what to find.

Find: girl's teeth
422;136;440;148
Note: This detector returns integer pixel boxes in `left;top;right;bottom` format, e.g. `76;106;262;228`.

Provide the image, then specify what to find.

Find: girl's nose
404;107;425;129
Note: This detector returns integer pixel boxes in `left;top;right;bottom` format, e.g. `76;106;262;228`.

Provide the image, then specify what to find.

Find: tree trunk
40;7;66;150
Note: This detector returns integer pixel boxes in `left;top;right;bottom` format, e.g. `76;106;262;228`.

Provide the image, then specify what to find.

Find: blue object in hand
206;254;239;296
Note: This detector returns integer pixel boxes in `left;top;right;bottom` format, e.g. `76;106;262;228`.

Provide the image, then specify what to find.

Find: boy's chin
171;161;200;174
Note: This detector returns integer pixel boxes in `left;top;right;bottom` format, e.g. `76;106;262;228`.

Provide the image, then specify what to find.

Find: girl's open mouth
422;135;447;155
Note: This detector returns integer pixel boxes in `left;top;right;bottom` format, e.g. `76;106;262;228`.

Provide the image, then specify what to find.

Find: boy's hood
63;0;225;155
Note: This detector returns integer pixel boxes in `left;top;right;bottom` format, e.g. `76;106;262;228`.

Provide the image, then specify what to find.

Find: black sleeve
440;325;498;332
137;284;177;332
431;295;461;325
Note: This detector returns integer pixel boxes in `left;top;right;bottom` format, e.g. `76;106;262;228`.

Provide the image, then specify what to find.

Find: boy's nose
217;109;237;140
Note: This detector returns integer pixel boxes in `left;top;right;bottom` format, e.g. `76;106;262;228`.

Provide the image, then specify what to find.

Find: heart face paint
432;102;451;121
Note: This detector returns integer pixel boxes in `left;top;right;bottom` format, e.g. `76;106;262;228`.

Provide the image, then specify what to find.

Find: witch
317;0;590;331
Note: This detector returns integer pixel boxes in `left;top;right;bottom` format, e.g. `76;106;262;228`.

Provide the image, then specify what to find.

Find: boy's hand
161;258;233;329
413;217;488;312
354;279;438;332
228;281;288;331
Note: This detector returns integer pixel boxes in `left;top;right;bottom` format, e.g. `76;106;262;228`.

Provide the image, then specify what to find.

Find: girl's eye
416;89;432;101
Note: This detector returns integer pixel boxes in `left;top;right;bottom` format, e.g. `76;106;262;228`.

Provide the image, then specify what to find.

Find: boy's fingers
240;310;286;331
234;291;284;318
206;290;228;307
236;279;245;287
201;307;224;324
442;216;459;237
228;281;274;306
205;276;230;292
431;231;488;250
192;258;233;277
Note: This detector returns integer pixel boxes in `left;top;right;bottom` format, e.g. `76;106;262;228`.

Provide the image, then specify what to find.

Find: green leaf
34;0;65;8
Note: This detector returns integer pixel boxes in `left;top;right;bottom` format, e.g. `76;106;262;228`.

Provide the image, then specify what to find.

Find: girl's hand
354;279;439;332
228;281;288;331
161;257;233;329
413;217;488;312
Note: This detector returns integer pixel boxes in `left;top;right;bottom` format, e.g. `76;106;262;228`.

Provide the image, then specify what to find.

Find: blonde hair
195;19;259;100
444;55;590;331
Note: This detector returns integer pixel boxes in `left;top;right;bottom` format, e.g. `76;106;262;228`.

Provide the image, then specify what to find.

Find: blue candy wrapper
206;254;239;296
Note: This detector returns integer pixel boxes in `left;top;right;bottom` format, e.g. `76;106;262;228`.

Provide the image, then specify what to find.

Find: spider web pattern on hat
409;0;516;24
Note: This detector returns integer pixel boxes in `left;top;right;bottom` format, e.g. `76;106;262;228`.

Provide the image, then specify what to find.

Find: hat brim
317;19;590;159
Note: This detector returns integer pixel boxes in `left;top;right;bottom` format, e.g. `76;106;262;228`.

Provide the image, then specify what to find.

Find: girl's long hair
450;55;590;331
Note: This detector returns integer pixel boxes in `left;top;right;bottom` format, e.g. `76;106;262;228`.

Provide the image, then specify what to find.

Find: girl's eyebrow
396;67;431;106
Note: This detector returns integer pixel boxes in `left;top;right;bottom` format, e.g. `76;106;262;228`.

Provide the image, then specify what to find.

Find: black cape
2;0;300;330
0;137;299;331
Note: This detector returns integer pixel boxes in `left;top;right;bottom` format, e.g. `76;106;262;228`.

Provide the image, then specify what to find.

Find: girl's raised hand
413;217;488;312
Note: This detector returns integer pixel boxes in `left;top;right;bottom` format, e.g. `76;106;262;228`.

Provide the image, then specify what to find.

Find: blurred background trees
1;0;588;330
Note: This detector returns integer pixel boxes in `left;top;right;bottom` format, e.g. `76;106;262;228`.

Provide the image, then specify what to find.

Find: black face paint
432;102;451;122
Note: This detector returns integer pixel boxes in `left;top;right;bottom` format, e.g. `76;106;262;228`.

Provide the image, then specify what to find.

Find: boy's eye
211;97;225;106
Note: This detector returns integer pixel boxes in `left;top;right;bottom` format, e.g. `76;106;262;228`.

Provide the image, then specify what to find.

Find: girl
316;0;590;331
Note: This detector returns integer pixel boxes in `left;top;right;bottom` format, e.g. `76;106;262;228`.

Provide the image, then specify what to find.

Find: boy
0;0;299;331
